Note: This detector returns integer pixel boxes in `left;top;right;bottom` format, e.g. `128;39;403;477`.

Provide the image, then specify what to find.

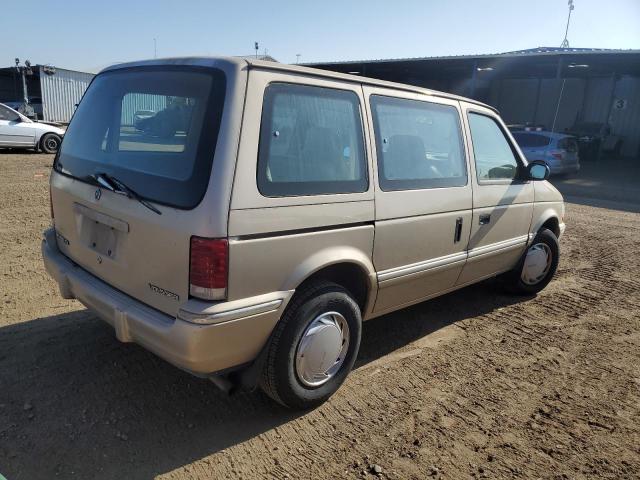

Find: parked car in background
0;102;65;153
133;110;156;130
512;130;580;176
3;97;44;120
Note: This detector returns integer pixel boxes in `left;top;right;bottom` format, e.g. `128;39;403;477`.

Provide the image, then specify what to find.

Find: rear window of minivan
55;66;226;209
512;132;551;148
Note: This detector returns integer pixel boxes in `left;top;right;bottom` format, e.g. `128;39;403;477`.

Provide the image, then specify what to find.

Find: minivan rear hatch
51;65;226;316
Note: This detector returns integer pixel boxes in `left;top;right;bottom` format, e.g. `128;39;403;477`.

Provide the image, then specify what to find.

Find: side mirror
527;161;550;181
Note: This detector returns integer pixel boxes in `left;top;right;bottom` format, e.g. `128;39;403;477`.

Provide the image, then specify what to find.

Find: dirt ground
1;152;639;480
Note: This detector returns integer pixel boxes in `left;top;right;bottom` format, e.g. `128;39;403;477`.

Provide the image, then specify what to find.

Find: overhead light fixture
477;67;494;72
568;63;589;68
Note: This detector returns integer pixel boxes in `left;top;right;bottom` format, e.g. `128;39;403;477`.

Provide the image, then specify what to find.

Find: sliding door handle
479;214;491;225
454;217;463;243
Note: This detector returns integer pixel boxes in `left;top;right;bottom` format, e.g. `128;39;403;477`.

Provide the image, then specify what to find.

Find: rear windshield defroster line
54;66;226;210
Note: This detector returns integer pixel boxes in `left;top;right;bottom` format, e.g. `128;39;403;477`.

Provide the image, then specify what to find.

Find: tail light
550;151;565;160
189;237;228;301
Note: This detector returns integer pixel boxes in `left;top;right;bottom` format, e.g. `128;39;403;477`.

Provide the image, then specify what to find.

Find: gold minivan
42;57;565;409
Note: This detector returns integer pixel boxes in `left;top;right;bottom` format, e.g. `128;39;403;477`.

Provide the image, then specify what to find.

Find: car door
0;104;35;147
457;104;534;286
228;71;377;309
363;87;473;315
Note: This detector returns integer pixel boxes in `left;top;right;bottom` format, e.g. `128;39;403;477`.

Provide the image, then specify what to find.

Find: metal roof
101;56;496;112
304;46;640;66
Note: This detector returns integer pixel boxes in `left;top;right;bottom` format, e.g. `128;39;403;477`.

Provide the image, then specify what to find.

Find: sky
3;0;640;73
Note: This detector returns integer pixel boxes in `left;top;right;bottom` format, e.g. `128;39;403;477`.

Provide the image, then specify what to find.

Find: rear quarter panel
227;68;377;315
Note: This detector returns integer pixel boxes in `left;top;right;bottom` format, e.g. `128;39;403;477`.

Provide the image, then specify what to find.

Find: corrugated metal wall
539;78;585;132
39;67;94;123
582;76;614;122
492;75;640;157
496;79;538;124
610;75;640;157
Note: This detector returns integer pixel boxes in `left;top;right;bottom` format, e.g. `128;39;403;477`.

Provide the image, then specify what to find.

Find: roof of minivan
101;56;497;113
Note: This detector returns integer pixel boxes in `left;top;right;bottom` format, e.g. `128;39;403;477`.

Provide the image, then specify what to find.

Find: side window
0;105;18;121
257;83;368;197
468;113;520;181
370;95;467;191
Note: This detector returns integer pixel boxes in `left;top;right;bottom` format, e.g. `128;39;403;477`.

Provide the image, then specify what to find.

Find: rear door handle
479;214;491;225
454;217;463;243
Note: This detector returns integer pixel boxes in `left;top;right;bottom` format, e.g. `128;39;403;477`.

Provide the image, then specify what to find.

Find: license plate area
74;203;129;261
88;220;119;258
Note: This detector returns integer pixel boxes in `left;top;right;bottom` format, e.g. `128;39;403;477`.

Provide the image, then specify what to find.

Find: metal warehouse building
0;65;94;123
309;47;640;159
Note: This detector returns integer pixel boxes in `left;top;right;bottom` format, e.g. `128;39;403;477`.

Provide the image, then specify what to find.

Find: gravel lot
1;152;639;479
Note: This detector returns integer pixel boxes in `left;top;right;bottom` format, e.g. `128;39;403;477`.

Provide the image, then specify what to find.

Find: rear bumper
41;228;292;375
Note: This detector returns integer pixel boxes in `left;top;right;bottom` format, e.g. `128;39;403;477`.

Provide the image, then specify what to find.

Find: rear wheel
503;228;559;295
260;281;362;409
40;133;61;154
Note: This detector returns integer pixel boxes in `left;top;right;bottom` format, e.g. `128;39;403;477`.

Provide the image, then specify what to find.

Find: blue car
511;130;580;176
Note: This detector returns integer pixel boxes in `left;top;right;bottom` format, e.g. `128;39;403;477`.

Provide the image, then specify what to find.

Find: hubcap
46;138;58;150
295;311;350;387
521;242;552;285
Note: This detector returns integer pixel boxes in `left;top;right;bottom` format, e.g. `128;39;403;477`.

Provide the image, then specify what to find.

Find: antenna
560;0;575;48
154;38;157;58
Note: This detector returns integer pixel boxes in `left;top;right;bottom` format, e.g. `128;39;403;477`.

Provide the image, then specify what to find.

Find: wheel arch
282;247;377;318
539;216;560;237
530;206;562;241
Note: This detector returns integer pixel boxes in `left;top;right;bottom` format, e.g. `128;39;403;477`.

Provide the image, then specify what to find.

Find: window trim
369;94;469;193
52;65;227;210
256;82;369;198
466;109;528;185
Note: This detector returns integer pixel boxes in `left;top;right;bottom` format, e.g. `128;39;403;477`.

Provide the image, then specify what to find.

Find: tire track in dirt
1;155;639;479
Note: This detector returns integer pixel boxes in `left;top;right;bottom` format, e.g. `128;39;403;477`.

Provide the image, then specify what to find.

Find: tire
260;281;362;409
40;133;61;154
503;228;559;295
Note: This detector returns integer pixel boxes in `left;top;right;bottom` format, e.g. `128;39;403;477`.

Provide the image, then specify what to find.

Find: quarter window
468;113;520;181
257;83;368;197
370;95;467;191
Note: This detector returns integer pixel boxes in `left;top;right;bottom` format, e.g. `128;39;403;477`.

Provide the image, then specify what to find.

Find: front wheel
40;133;62;154
503;228;559;295
260;281;362;409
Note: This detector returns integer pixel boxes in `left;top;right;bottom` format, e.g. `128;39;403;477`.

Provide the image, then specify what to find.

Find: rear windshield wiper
90;172;162;215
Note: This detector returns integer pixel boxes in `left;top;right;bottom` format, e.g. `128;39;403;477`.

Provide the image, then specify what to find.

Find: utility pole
560;0;575;48
14;58;34;117
296;54;301;64
254;42;259;59
154;38;157;58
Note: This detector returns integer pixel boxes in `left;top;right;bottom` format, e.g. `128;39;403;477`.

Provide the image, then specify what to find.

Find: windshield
55;66;226;209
